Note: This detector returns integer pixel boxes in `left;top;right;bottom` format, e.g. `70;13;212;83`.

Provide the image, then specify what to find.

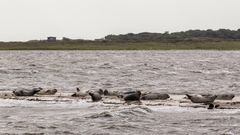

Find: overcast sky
0;0;240;41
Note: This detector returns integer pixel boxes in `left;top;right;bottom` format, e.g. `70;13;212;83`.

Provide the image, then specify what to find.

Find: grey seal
71;88;87;97
89;92;102;102
141;93;170;100
186;94;217;104
13;87;43;96
202;94;235;100
123;91;141;101
216;94;235;100
118;91;139;98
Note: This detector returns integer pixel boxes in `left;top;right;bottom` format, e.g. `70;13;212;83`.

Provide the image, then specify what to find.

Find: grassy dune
0;41;240;50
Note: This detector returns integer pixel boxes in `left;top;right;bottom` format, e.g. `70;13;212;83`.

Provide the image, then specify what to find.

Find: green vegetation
1;40;240;50
1;29;240;50
105;29;240;42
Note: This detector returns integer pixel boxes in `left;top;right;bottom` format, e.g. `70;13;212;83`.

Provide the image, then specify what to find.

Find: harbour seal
71;88;87;97
89;92;102;102
37;89;57;95
123;91;141;101
202;94;235;100
216;94;235;100
13;87;43;96
186;94;217;104
118;91;139;98
141;93;170;100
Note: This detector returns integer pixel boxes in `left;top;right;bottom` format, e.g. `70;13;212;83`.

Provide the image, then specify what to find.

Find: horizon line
1;28;240;42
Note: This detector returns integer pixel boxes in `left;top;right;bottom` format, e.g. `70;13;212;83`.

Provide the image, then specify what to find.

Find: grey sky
0;0;240;41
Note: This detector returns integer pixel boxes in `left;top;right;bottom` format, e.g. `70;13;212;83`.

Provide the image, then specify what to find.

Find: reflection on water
0;51;240;134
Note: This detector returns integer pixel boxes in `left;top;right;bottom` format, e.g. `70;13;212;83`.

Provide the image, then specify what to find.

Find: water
0;51;240;134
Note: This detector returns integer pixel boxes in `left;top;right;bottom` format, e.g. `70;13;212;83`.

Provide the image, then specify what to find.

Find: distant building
47;37;57;42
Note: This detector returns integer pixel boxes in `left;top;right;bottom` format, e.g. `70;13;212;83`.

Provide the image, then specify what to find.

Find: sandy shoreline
1;91;240;109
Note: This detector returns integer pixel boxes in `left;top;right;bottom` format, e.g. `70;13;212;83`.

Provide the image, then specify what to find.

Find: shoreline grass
1;41;240;50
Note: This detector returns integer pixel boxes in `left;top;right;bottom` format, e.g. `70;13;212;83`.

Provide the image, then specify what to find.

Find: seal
13;87;43;96
123;91;141;101
216;94;235;100
202;94;235;100
89;92;102;102
37;89;57;95
186;94;217;104
71;88;87;97
141;93;170;100
118;91;139;98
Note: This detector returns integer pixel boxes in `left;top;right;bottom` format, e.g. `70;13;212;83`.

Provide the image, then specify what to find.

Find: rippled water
0;51;240;134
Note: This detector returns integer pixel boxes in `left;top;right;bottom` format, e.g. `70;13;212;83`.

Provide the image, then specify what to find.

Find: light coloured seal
71;88;88;97
186;94;217;104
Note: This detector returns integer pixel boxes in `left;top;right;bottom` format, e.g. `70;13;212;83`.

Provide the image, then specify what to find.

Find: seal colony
0;87;239;110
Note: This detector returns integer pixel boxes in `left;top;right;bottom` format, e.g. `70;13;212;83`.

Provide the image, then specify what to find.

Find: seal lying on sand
71;88;88;97
118;91;139;98
202;94;235;100
37;89;57;95
216;94;235;100
186;94;217;104
123;91;141;101
89;92;102;102
141;93;170;100
88;89;104;101
13;87;42;96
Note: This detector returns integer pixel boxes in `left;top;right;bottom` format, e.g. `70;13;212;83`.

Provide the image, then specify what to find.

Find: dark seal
89;92;102;102
202;93;235;100
123;91;141;101
141;93;170;100
13;87;42;96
